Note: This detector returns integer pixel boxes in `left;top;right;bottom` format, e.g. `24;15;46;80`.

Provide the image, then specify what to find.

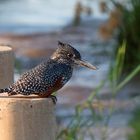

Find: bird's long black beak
74;59;98;70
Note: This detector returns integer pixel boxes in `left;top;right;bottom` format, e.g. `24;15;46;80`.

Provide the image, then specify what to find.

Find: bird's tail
0;88;9;93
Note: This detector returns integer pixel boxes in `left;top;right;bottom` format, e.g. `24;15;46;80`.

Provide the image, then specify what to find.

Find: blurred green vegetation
116;0;140;72
57;42;140;140
128;108;140;140
99;0;140;72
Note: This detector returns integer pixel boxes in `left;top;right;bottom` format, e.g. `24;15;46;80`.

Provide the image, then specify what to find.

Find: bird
0;41;97;104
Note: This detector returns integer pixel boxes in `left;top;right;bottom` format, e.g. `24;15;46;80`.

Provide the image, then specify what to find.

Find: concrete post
0;97;57;140
0;46;57;140
0;46;14;88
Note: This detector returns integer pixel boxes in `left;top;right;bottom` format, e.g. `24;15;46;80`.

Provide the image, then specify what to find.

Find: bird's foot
48;95;57;104
38;93;57;104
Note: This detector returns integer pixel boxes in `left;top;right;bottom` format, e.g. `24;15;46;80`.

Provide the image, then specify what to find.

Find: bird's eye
67;53;73;58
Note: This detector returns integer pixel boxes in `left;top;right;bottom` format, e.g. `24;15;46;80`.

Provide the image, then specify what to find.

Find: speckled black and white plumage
6;60;73;96
0;41;97;103
0;41;81;99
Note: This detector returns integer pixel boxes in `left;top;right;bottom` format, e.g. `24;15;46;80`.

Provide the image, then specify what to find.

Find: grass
57;42;140;140
99;0;140;72
114;0;140;71
128;108;140;140
57;1;140;139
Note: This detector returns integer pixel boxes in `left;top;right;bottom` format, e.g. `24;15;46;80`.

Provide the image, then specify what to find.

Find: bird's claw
48;95;57;104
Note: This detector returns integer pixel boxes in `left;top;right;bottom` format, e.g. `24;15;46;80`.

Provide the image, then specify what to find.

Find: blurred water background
0;0;107;34
0;0;140;140
0;0;111;92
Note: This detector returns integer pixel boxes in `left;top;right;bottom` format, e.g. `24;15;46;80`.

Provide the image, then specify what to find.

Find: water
0;0;107;34
0;0;75;33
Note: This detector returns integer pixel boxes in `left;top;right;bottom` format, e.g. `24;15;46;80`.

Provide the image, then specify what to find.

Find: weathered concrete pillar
0;46;57;140
0;97;57;140
0;46;14;88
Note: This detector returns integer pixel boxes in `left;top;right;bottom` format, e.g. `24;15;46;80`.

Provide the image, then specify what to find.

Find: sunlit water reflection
0;0;107;34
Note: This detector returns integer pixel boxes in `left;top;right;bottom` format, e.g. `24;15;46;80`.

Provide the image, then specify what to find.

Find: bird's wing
8;62;72;95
